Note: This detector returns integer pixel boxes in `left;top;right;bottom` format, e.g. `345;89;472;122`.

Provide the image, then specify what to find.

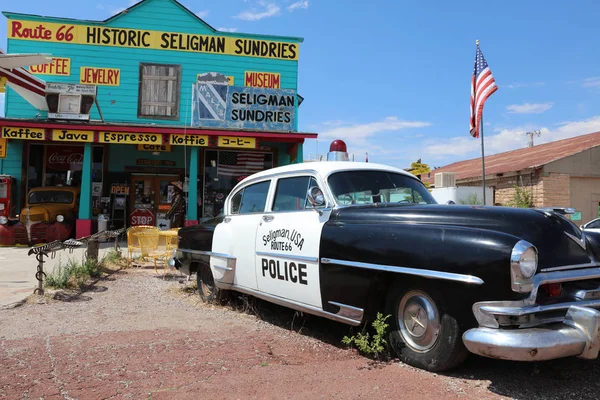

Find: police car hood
329;203;600;271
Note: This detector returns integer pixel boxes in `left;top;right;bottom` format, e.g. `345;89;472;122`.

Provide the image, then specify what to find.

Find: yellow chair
161;233;180;278
136;230;162;272
126;225;158;266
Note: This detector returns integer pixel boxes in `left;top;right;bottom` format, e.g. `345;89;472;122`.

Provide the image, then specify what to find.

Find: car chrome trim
472;268;600;328
256;251;319;263
214;264;233;271
565;231;588;251
232;285;362;326
464;305;600;361
320;258;484;285
510;240;537;293
177;248;236;260
541;262;600;273
327;301;364;321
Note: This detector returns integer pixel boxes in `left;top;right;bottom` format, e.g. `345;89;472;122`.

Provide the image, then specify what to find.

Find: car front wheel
386;284;468;371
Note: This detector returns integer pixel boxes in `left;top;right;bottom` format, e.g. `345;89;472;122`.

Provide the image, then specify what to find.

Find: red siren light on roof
327;139;350;161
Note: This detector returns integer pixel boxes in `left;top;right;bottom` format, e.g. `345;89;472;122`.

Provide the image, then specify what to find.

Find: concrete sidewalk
0;242;121;309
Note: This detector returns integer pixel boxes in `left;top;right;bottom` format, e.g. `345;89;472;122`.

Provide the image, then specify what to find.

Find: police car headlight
56;215;65;223
510;240;538;293
0;216;7;225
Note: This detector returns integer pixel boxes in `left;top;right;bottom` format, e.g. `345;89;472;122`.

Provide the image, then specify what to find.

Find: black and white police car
171;140;600;372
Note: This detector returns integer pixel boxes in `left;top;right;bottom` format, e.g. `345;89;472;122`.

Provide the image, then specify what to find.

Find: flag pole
476;39;487;206
481;114;486;205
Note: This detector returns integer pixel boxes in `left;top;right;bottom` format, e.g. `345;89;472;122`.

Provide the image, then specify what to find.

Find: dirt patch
1;267;600;399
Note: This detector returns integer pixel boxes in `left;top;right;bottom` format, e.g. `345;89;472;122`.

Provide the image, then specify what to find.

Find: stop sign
130;208;155;227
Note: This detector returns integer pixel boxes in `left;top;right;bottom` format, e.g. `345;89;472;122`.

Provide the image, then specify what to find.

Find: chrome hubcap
398;290;440;352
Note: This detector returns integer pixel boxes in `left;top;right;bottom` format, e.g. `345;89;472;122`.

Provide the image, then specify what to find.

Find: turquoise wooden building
0;0;315;237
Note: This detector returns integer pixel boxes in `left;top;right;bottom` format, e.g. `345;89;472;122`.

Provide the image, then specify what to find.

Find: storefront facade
0;0;315;237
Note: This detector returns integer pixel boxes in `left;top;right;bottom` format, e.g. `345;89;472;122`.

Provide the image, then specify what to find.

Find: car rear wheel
196;262;227;303
386;284;468;371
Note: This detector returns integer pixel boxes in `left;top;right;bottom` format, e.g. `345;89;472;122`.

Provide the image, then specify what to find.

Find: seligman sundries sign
192;73;295;132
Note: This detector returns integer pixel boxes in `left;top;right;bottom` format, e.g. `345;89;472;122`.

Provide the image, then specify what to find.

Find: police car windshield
328;170;436;206
28;190;74;205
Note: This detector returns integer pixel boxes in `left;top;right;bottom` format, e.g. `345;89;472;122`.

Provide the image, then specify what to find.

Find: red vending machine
0;175;29;245
0;175;17;220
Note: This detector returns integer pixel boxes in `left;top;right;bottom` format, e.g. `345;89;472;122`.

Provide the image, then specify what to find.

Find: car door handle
262;215;275;222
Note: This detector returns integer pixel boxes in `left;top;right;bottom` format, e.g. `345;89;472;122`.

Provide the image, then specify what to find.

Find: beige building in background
423;131;600;224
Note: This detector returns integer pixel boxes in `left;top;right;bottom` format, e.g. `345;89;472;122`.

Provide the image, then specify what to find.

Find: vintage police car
171;145;600;372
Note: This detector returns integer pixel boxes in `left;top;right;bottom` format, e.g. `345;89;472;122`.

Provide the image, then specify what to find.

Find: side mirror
307;186;326;207
446;200;456;205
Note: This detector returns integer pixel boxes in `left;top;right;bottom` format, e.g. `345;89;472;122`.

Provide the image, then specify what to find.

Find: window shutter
138;63;181;119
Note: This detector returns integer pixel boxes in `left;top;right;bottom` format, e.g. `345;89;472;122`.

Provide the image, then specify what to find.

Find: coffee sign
52;129;94;142
1;127;45;140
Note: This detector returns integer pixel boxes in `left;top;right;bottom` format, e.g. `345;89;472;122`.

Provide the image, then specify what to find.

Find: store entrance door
130;174;182;229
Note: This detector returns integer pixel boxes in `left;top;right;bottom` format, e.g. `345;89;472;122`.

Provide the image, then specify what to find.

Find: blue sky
1;0;600;169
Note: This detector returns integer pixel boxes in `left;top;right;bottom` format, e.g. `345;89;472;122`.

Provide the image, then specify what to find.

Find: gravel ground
1;266;600;399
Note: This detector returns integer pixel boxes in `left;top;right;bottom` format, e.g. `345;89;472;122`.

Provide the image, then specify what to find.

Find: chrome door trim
256;251;318;263
177;248;236;260
232;285;362;326
320;258;484;285
327;301;364;321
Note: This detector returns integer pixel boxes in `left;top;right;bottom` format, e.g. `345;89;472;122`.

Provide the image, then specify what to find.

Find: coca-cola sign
45;146;84;171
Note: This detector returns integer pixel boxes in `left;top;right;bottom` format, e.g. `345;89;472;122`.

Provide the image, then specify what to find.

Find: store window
203;150;273;218
26;144;104;192
138;63;181;120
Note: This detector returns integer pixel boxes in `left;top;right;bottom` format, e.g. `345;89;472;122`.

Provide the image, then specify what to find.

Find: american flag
218;152;266;177
470;42;498;138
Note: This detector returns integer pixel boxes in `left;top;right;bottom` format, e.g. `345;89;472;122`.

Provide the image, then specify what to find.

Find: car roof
240;161;416;184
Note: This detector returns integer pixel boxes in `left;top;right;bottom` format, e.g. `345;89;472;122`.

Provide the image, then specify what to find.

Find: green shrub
342;312;391;360
44;257;103;290
508;185;534;208
458;193;483;205
102;249;122;264
44;262;71;289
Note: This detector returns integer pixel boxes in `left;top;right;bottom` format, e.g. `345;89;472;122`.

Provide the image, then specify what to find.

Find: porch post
185;146;199;226
76;142;93;237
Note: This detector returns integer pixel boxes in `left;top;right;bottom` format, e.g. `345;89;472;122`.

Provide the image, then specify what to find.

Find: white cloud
423;115;600;162
288;1;308;11
504;82;545;89
234;3;280;21
96;4;105;10
0;93;5;118
218;27;238;32
583;77;600;88
319;117;431;143
196;10;209;18
316;117;430;159
506;102;553;114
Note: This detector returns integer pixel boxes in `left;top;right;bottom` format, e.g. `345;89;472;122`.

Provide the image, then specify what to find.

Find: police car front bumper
463;305;600;361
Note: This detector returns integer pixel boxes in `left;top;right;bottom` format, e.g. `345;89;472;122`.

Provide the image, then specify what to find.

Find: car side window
230;190;243;214
588;220;600;229
272;176;311;212
238;181;270;214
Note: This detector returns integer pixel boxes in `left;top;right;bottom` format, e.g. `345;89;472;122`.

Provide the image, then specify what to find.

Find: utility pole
526;130;542;147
